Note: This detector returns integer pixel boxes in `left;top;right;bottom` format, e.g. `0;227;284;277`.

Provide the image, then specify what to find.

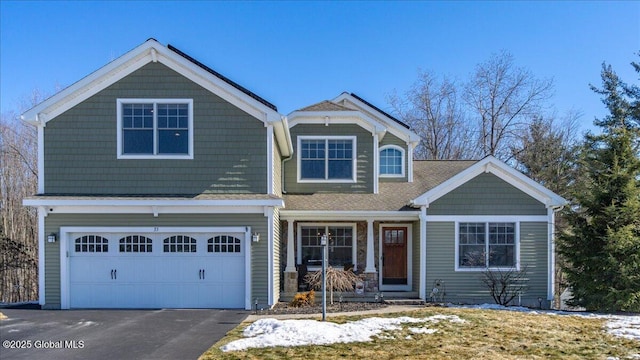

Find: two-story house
22;39;566;310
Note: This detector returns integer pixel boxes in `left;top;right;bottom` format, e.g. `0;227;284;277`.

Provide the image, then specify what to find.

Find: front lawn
200;307;639;360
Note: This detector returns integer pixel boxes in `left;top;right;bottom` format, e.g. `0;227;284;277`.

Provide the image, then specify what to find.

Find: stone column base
363;272;378;293
284;271;298;293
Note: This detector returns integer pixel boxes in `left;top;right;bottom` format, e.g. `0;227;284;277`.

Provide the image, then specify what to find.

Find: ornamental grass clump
304;267;360;304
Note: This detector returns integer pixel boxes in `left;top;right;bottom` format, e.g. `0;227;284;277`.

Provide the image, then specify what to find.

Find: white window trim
116;98;194;159
296;136;357;183
378;144;405;178
454;219;521;272
296;222;358;271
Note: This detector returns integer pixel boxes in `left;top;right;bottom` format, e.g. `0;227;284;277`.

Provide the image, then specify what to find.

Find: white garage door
67;229;246;309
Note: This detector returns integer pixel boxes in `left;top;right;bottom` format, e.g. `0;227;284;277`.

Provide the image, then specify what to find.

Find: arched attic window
379;145;405;177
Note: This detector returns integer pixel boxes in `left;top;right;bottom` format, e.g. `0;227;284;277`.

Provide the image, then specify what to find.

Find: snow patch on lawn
221;315;465;352
605;316;640;341
457;303;640;342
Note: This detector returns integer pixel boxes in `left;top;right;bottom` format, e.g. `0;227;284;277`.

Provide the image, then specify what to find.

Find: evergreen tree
558;60;640;312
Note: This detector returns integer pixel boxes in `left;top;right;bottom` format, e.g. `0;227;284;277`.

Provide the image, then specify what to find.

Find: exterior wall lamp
47;233;57;243
252;233;260;242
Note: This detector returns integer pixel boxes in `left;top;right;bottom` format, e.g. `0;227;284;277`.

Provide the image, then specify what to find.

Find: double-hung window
298;224;356;268
458;222;517;270
298;136;356;182
117;99;193;159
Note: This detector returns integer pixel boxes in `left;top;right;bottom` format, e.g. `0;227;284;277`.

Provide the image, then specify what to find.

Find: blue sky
1;1;638;132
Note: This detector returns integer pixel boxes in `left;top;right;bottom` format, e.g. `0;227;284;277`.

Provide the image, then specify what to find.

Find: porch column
284;219;298;293
365;218;376;273
285;219;296;272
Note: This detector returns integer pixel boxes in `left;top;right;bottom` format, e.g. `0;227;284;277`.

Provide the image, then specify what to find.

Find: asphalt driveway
0;308;248;360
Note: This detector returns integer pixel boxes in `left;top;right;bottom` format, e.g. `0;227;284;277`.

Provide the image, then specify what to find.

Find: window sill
117;154;194;160
297;179;357;183
379;174;405;178
455;266;520;272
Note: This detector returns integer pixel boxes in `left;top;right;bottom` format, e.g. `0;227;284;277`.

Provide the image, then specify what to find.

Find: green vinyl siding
425;221;548;306
44;62;267;195
42;213;268;309
428;173;547;216
284;124;373;193
379;132;408;183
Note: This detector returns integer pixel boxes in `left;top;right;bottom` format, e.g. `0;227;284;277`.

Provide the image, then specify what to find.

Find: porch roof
282;160;477;211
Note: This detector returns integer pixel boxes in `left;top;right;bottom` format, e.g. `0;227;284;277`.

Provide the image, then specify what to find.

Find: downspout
281;155;294;194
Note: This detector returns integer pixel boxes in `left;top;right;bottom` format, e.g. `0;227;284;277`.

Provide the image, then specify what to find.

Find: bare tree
464;51;554;161
0;109;38;303
0;89;47;303
389;71;477;160
511;111;581;194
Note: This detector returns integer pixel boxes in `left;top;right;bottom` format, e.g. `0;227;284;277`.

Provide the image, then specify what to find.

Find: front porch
278;213;422;301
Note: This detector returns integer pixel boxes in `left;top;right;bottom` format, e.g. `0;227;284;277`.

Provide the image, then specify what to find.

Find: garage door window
208;236;241;253
75;235;109;252
119;235;153;252
163;235;197;252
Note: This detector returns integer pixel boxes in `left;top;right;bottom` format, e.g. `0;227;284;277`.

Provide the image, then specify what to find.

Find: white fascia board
273;116;293;157
411;156;567;208
21;39;282;126
23;198;285;208
279;210;420;221
331;93;420;145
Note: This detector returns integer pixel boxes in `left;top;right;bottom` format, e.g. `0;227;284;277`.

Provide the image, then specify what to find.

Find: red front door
382;227;407;285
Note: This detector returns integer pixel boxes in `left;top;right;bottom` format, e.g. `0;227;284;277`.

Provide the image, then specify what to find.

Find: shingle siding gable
44;62;267;195
428;172;547;215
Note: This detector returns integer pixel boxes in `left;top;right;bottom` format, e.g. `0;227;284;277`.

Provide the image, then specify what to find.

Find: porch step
384;298;426;306
280;291;422;304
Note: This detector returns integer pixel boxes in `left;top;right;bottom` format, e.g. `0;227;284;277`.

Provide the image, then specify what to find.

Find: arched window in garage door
119;235;153;252
163;235;197;252
75;235;109;252
207;235;241;253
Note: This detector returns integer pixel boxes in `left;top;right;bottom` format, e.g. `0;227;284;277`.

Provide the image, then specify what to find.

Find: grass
200;307;640;360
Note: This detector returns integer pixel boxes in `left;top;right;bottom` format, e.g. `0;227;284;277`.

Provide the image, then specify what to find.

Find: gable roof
410;156;567;209
20;38;293;156
348;92;409;129
288;93;420;146
21;38;282;125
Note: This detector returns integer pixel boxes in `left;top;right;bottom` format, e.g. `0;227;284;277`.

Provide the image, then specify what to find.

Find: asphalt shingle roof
283;160;477;211
298;100;355;112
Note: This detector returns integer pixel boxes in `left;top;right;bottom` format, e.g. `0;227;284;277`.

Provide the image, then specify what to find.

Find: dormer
284;93;420;194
